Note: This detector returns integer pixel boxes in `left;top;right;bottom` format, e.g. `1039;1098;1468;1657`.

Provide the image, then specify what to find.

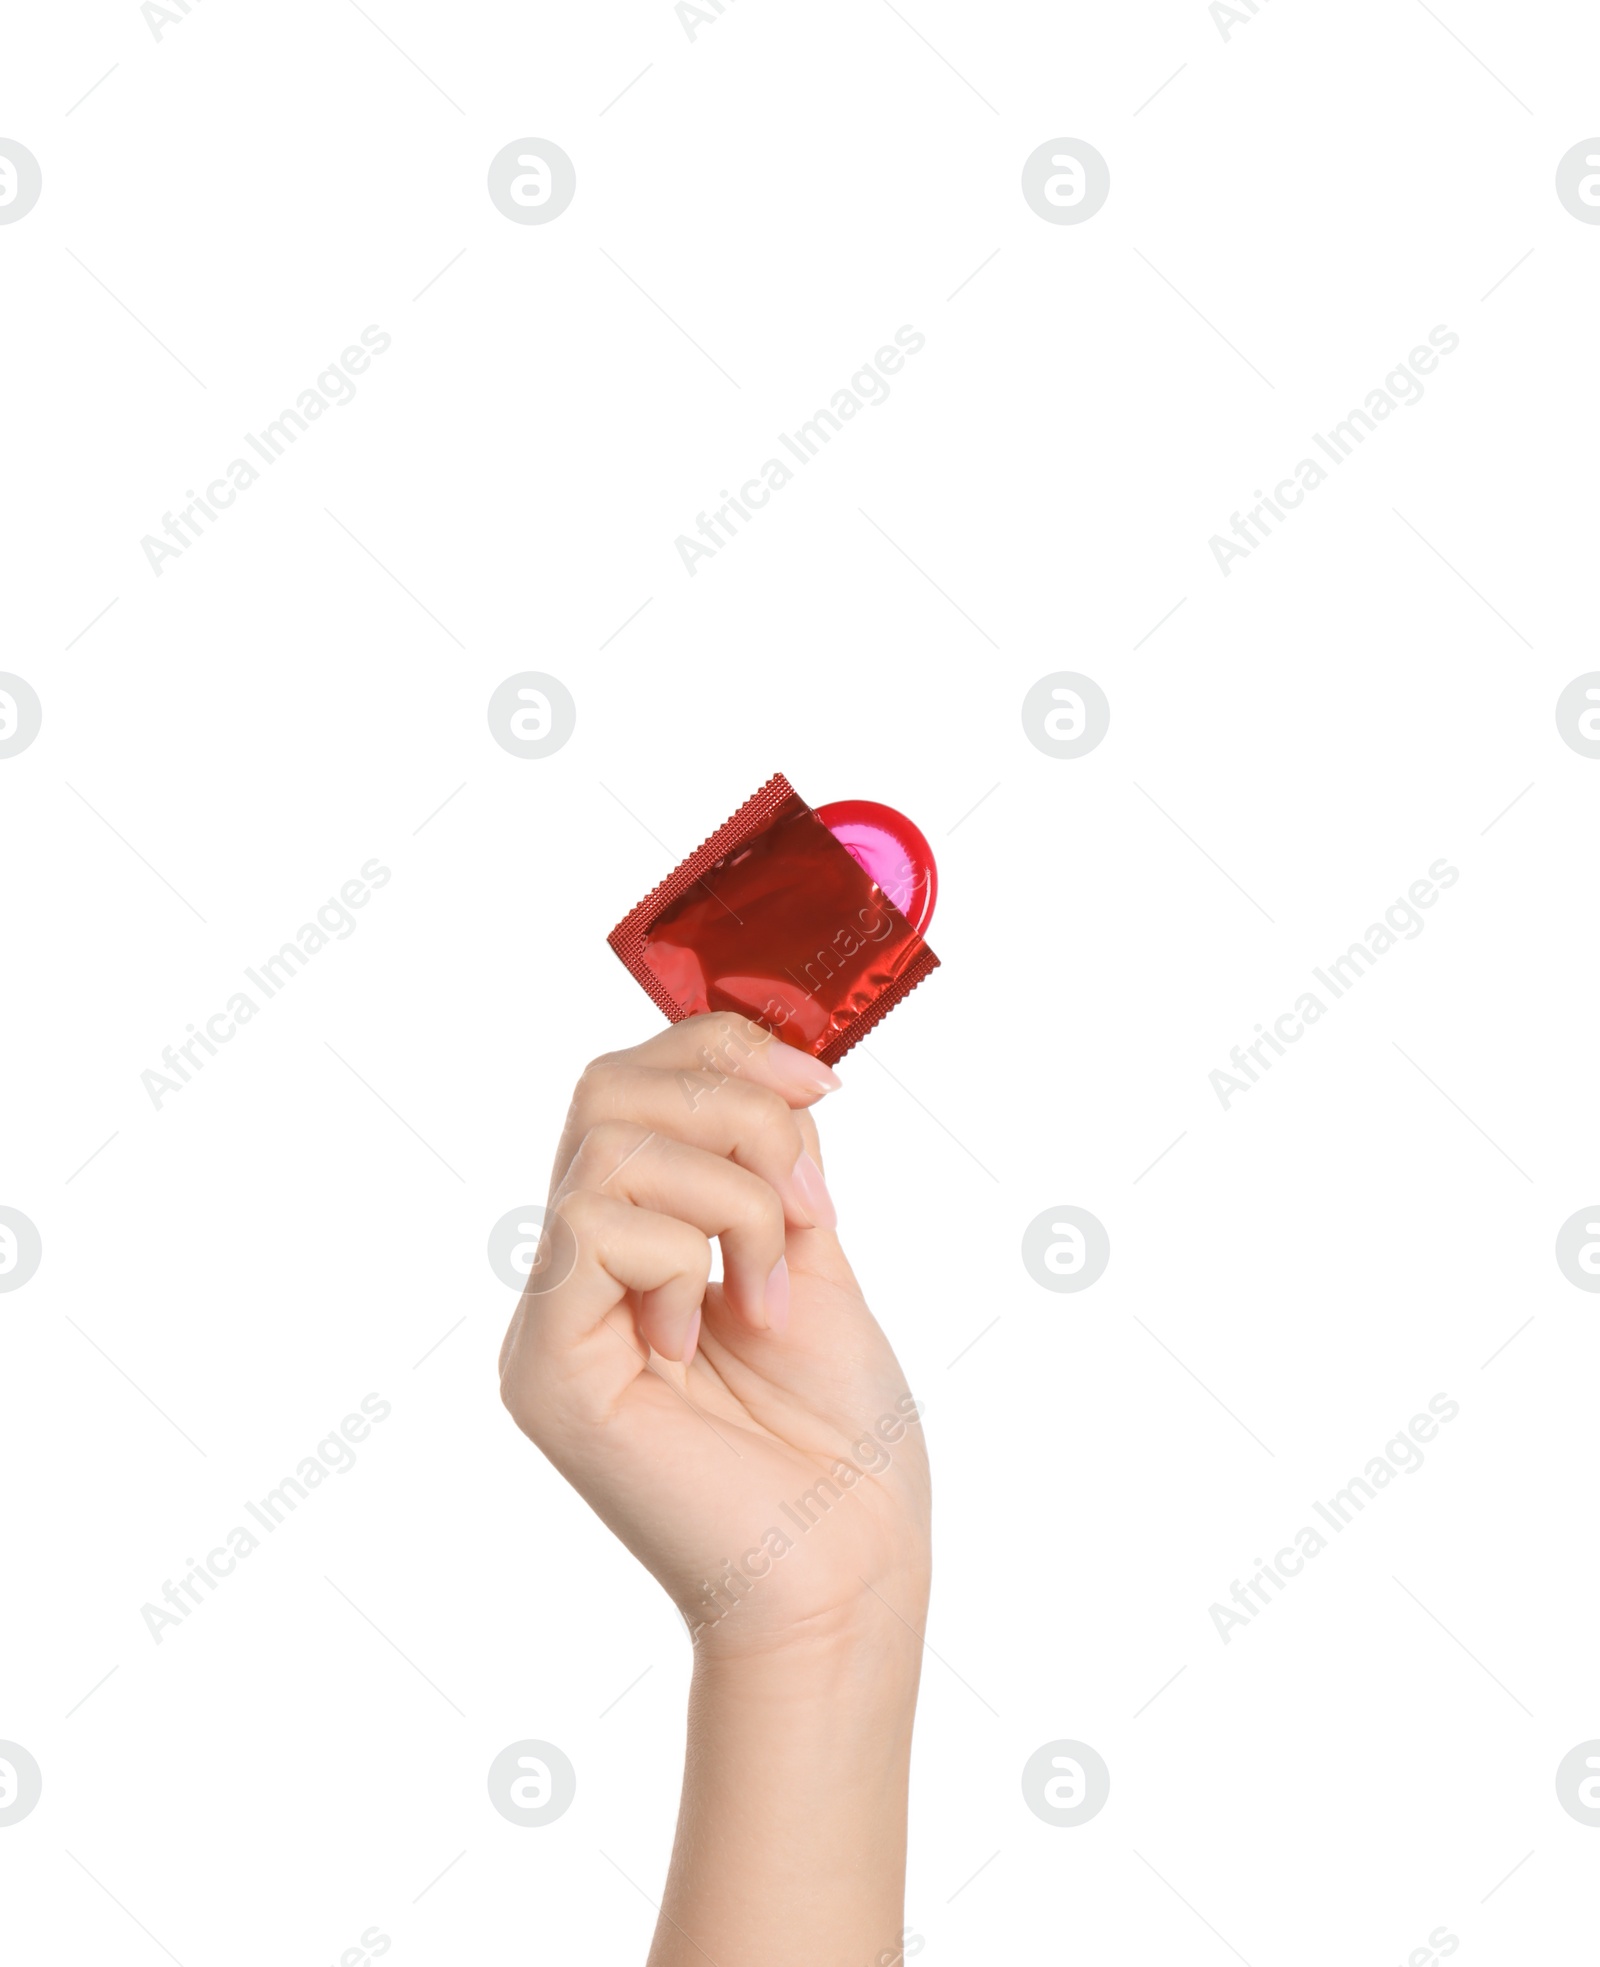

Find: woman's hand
497;1012;931;1661
498;1012;931;1966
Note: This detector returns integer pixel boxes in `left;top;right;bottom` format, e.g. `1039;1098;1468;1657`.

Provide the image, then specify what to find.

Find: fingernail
680;1305;702;1364
790;1150;837;1230
764;1256;790;1333
769;1042;843;1098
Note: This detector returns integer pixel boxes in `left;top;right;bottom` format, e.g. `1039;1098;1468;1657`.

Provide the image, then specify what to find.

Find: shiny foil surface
608;776;939;1065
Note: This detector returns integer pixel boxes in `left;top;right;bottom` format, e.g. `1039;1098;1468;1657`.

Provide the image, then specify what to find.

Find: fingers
558;1055;838;1233
501;1187;712;1436
624;1013;842;1106
507;1015;847;1444
549;1015;840;1196
567;1123;789;1333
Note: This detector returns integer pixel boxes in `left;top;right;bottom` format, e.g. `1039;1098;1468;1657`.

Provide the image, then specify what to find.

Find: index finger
610;1012;842;1108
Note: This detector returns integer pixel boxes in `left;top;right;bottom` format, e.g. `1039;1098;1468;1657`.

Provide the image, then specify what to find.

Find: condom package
608;772;939;1065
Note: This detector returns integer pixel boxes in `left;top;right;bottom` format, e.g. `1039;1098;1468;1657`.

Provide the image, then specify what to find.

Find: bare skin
499;1013;931;1966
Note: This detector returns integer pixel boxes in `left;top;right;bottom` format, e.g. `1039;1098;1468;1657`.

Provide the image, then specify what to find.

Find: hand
497;1012;931;1661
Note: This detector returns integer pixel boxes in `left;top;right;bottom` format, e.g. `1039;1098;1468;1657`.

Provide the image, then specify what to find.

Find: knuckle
724;1156;785;1234
553;1187;608;1242
684;1229;714;1290
572;1054;624;1114
733;1079;801;1157
676;1012;771;1084
744;1179;787;1245
703;1011;770;1057
575;1118;646;1172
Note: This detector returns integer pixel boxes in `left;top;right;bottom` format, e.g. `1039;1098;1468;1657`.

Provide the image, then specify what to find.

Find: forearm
649;1612;924;1967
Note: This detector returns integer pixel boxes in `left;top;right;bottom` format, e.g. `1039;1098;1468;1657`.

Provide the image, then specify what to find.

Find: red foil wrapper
608;773;939;1065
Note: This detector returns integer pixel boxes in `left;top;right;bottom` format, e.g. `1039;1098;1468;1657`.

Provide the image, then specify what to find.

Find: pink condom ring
815;800;938;938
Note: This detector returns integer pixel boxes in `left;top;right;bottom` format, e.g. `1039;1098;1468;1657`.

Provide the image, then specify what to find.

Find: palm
568;1228;929;1654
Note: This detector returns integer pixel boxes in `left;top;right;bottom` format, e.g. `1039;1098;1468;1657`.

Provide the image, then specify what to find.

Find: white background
3;0;1598;1961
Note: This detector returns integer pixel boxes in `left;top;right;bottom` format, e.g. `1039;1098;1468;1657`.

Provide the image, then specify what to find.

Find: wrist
689;1586;926;1737
689;1562;930;1678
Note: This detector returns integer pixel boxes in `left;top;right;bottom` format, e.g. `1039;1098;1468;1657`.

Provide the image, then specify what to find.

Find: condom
608;773;939;1065
813;799;938;938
